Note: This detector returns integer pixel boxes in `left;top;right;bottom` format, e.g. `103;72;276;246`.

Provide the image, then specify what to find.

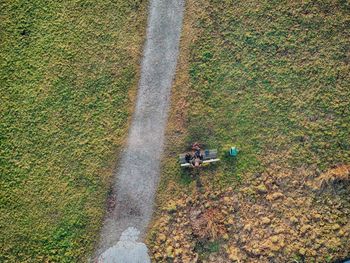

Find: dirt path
96;0;185;259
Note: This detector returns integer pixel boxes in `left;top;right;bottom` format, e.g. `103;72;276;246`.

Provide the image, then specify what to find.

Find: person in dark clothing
194;149;203;160
192;143;203;160
185;153;192;163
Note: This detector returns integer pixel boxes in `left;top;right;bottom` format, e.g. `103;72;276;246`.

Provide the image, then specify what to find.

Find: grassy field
0;0;147;261
158;0;350;193
185;0;350;176
149;0;350;261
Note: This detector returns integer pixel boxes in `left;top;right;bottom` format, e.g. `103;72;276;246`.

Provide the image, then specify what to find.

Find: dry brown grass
317;164;350;189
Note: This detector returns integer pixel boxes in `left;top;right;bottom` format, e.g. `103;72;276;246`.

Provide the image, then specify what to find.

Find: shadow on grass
194;239;221;260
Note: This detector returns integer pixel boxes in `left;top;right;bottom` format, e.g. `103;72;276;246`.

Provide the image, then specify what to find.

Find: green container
229;147;238;157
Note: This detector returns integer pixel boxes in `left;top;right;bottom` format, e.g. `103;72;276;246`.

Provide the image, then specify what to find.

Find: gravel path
96;0;185;260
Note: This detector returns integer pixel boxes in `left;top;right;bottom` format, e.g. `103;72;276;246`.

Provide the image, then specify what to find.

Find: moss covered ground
0;0;146;261
149;0;350;262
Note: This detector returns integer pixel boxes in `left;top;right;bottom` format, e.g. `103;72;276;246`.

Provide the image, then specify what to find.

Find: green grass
158;0;350;195
195;240;221;260
0;0;147;261
188;0;349;178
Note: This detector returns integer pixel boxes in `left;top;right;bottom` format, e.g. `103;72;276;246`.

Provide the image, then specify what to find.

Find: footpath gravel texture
96;0;185;259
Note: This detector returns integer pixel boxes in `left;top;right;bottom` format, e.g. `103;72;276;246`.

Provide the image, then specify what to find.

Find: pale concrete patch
97;228;150;263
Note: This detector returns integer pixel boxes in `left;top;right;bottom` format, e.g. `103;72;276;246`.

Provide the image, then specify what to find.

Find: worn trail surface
96;0;185;258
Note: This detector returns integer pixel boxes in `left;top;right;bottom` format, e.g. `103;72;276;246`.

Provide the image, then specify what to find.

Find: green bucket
229;147;238;157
